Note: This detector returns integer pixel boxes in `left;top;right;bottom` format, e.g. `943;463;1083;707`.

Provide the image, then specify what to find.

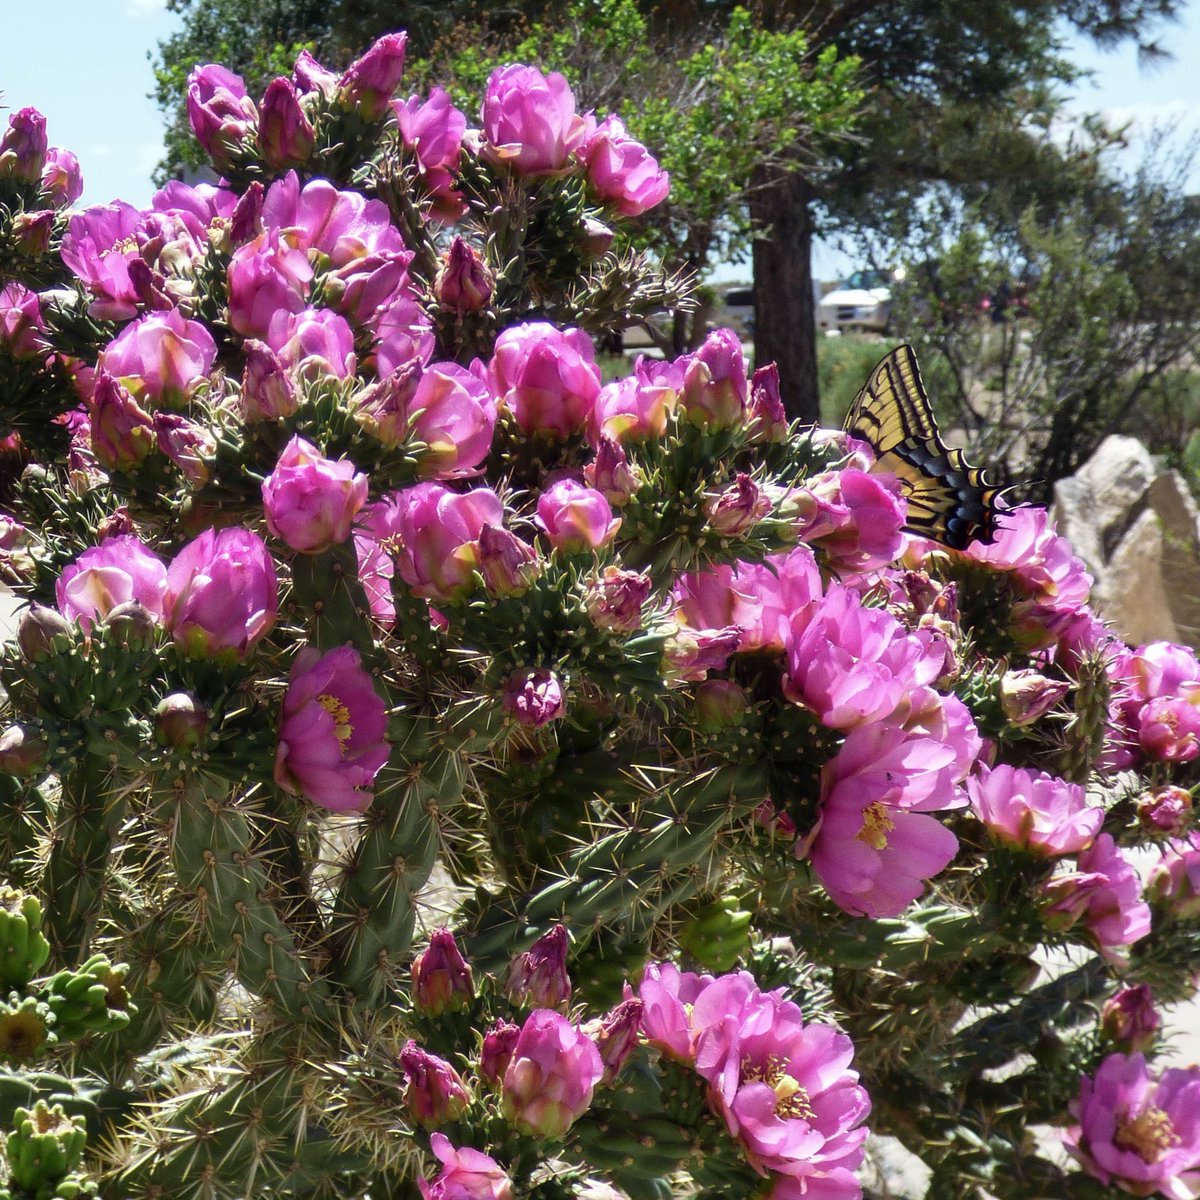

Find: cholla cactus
0;30;1199;1200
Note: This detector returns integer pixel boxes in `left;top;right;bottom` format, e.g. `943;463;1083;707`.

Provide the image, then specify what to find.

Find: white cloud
124;0;167;15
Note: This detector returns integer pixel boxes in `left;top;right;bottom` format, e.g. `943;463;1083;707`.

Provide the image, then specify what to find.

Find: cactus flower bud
11;210;53;256
587;998;643;1084
478;525;539;598
0;726;45;778
96;506;134;540
399;1041;470;1128
17;604;74;662
100;602;157;654
584;566;651;633
228;180;264;245
479;1020;520;1089
154;412;216;487
705;473;771;537
502;668;566;728
501;1009;603;1139
0;108;48;184
412;929;475;1017
154;693;210;749
1138;786;1192;837
581;217;615;256
258;77;315;168
40;146;83;208
337;33;408;122
748;362;788;443
90;372;155;472
435;238;493;314
1101;984;1160;1054
506;925;571;1008
187;64;257;170
999;669;1070;727
241;339;298;421
693;679;750;732
585;436;641;507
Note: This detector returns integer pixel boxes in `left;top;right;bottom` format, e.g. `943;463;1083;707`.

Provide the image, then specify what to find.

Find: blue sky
2;0;1198;279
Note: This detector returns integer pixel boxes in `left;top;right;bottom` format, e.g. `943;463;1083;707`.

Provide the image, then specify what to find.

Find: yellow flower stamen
856;801;895;851
1114;1105;1179;1163
317;694;353;751
742;1054;817;1122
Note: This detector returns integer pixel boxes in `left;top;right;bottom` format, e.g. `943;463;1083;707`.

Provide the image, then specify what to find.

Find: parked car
816;267;905;334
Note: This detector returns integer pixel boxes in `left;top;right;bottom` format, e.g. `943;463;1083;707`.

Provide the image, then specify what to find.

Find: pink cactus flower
56;536;168;630
477;524;539;598
783;586;946;731
0;283;48;358
268;308;357;380
262;436;368;554
480;1020;521;1089
691;975;870;1192
585;436;642;506
165;527;278;661
587;998;643;1084
804;722;967;918
100;310;217;408
489;322;601;438
1147;832;1200;920
412;929;475;1017
390;482;504;604
680;329;748;430
791;468;906;573
634;960;715;1061
967;764;1103;856
481;65;588;176
536;479;620;553
418;1132;514;1200
186;64;257;169
407;361;497;476
502;668;566;727
591;364;679;445
329;249;417;327
747;363;789;443
261;171;406;267
1041;833;1152;963
706;474;771;537
394;88;467;220
274;645;389;812
227;231;313;340
1064;1053;1200;1198
1138;786;1192;837
40;146;83;208
501;1009;604;1139
579;115;669;216
370;294;436;378
293;50;338;99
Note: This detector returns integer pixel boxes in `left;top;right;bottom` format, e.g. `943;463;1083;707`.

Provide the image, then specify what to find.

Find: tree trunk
750;168;821;423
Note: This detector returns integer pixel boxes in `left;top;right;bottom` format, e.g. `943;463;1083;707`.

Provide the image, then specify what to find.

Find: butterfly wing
844;345;1004;550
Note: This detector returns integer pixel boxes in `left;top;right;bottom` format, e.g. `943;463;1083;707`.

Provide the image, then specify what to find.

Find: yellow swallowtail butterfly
843;344;1004;550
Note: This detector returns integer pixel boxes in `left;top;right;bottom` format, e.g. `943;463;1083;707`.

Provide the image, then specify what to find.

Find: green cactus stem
42;757;126;965
459;760;769;973
0;775;45;891
288;541;376;657
166;774;332;1023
